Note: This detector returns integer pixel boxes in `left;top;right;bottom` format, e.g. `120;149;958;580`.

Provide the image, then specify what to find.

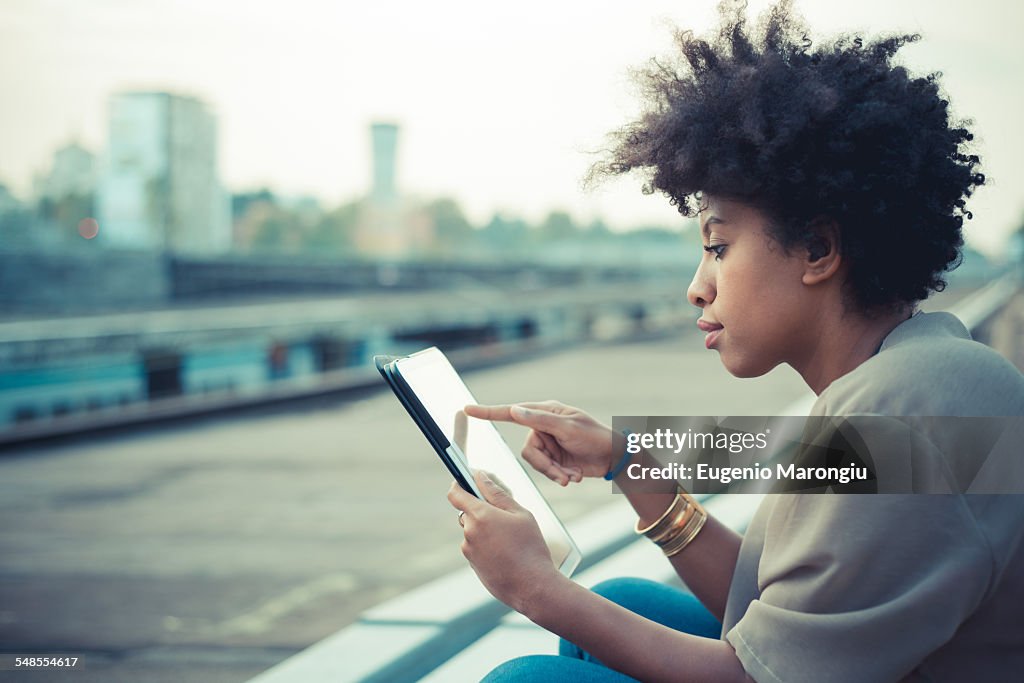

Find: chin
720;352;777;379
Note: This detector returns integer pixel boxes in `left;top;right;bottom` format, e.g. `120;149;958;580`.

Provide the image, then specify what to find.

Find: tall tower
370;122;399;205
354;121;432;256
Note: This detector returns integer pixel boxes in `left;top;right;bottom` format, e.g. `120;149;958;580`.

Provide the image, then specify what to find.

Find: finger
524;431;568;484
526;430;554;462
447;480;485;515
535;428;559;452
463;403;518;423
554;462;582;484
509;405;569;437
465;403;568;436
487;471;513;495
533;431;581;482
523;443;568;485
474;470;521;512
453;410;468;452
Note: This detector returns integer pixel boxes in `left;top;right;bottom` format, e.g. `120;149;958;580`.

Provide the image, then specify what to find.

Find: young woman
446;2;1024;681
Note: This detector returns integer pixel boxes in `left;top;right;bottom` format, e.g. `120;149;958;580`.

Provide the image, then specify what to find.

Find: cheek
726;250;806;320
717;265;789;331
715;264;806;375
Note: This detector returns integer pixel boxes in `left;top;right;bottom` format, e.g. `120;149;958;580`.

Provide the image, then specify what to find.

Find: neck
793;304;914;395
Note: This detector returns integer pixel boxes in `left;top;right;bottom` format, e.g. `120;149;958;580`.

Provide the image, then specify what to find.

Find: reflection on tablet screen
453;409;468;456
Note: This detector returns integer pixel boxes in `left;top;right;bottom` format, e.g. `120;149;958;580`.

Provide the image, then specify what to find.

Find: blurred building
0;182;32;247
33;142;95;201
353;122;433;256
230;188;273;250
97;92;230;253
30;142;97;247
0;183;22;217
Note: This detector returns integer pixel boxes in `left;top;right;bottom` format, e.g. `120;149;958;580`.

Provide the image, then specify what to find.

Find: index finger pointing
463;403;518;422
466;402;569;437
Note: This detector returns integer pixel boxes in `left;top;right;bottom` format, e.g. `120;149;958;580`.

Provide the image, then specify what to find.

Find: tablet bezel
375;354;482;498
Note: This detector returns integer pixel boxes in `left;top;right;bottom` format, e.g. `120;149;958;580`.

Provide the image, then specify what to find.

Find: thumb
447;480;484;514
474;470;521;512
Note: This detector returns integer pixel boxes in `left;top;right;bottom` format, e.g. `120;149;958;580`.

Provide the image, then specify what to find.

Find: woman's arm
448;471;753;683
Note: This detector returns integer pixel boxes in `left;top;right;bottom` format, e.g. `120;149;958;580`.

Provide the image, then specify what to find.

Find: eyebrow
701;215;725;240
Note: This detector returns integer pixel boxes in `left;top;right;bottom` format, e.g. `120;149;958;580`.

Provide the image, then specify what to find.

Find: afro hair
592;0;985;312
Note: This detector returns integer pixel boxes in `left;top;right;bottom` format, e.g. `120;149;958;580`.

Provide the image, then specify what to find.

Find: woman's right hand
463;401;620;486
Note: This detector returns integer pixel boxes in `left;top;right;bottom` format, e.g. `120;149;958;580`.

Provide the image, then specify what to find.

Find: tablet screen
394;348;580;575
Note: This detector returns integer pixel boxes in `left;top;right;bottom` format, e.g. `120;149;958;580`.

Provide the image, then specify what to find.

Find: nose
687;259;715;309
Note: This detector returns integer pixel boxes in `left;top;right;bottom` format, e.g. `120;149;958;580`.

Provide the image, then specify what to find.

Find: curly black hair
591;0;985;312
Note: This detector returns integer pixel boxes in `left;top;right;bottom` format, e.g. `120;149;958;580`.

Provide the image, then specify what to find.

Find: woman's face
687;196;816;378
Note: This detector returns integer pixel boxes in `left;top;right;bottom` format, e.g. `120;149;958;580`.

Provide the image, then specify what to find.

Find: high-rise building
97;92;230;253
370;122;399;205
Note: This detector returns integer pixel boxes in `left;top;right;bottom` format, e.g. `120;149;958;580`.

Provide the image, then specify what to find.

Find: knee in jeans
482;655;564;682
482;657;524;683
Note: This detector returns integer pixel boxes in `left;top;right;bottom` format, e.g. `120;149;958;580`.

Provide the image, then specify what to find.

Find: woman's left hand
447;470;562;614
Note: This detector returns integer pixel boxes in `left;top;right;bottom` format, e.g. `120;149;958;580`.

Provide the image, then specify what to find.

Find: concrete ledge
246;497;664;683
247;623;443;683
246;493;757;683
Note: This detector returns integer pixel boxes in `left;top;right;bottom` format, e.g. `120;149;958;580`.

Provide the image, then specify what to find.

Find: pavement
0;331;812;683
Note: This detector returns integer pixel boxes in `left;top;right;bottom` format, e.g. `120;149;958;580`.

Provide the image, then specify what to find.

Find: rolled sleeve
725;494;992;683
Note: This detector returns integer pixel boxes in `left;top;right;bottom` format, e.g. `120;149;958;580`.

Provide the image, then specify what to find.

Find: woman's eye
703;244;726;261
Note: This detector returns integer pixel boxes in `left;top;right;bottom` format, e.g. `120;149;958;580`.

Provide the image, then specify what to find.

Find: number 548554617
14;656;79;667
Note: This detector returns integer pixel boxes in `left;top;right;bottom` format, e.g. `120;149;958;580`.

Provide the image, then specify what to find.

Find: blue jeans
481;577;722;682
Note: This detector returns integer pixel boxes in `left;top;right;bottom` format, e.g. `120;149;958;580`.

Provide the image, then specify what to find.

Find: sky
1;0;1022;254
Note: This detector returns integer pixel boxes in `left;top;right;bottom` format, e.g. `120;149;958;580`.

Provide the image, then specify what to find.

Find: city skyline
2;0;1023;254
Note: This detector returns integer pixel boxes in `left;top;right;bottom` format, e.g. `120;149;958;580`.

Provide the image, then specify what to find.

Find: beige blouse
721;312;1024;682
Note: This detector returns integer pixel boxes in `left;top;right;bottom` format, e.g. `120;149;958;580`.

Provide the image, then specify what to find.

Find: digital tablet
375;347;582;577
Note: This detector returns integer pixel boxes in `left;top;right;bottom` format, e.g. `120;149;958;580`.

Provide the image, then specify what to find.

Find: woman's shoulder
818;311;1024;417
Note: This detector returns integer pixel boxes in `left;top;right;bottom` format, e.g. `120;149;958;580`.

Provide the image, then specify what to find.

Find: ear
800;217;842;286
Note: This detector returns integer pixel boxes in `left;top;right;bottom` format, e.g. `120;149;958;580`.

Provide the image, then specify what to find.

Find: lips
697;319;724;349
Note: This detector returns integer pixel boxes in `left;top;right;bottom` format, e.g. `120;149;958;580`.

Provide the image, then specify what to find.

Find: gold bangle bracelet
662;506;704;551
650;502;695;546
635;488;685;538
662;509;708;557
657;504;702;551
678;489;706;517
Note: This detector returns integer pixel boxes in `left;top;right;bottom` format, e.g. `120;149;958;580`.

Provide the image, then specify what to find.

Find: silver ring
458;510;466;527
